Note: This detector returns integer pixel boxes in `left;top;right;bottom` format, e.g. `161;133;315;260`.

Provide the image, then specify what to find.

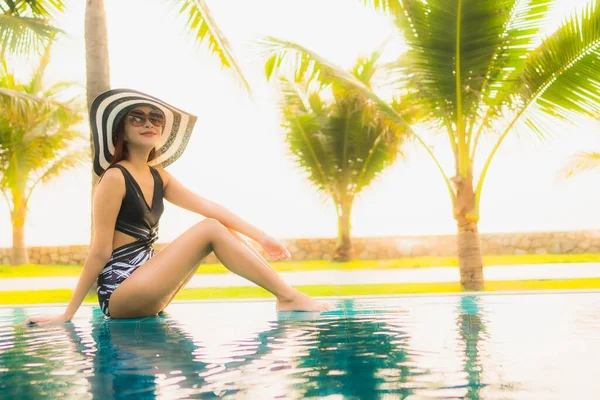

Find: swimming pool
1;292;600;399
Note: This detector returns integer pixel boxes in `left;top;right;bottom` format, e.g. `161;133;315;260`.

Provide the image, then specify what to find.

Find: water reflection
1;302;418;399
456;296;487;400
80;308;303;399
85;308;210;398
291;299;413;398
3;294;600;399
0;308;77;398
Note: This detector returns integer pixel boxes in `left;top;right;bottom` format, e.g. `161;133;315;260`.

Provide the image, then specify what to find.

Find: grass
1;253;599;279
2;278;600;305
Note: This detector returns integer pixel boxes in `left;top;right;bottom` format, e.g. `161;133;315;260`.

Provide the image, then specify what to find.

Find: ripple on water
1;293;600;398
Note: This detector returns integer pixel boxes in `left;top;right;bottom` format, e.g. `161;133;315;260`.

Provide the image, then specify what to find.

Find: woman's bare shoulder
154;166;172;186
96;167;126;194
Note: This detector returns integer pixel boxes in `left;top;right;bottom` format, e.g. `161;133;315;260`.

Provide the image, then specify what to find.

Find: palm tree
84;0;251;190
0;0;64;56
0;42;88;265
273;49;415;260
263;0;600;289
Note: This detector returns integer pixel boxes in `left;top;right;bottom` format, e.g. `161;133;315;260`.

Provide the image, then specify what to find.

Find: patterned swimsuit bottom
97;221;158;317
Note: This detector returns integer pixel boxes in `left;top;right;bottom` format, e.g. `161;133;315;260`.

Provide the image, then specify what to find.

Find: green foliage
0;0;64;56
274;48;415;207
168;0;250;91
0;40;87;213
263;1;600;216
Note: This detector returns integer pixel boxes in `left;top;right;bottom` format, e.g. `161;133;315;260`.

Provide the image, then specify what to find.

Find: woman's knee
194;218;229;240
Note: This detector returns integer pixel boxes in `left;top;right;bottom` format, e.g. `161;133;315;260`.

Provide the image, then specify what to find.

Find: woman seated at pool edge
25;89;333;325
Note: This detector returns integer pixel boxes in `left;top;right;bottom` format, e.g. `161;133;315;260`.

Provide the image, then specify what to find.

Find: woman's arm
64;170;125;319
25;169;125;325
160;169;268;242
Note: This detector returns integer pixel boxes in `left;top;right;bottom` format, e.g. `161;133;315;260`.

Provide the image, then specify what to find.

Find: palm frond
0;0;65;17
0;13;61;56
1;40;80;126
26;147;89;203
366;0;553;141
561;151;600;178
520;0;600;120
476;2;600;207
347;96;408;193
28;32;55;92
477;0;600;196
0;86;57;120
469;0;553;159
169;0;250;92
280;79;406;200
276;51;412;202
0;86;41;102
360;0;404;18
42;80;82;97
350;40;387;87
279;79;337;197
262;36;455;201
1;88;78;126
479;0;553;111
261;37;410;127
262;37;360;85
374;0;456;116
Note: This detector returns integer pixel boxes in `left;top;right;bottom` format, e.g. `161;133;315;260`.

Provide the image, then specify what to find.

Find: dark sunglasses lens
127;112;145;126
149;112;165;126
126;110;165;127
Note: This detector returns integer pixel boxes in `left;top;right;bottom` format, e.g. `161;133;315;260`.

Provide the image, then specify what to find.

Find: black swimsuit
96;164;165;317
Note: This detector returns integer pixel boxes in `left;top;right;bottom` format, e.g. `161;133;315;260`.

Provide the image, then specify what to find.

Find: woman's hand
258;234;291;261
23;313;71;327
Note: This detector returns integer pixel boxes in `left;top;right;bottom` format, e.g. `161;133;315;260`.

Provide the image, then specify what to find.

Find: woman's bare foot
276;291;334;312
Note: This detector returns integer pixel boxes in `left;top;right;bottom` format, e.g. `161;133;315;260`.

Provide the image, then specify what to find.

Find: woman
25;89;332;325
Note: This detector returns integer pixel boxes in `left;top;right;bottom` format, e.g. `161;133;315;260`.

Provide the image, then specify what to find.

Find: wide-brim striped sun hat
90;88;197;177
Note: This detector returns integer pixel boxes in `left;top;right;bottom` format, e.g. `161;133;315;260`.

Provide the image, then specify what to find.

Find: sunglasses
126;110;166;127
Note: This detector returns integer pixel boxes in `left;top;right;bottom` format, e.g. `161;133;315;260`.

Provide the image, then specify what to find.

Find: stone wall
1;230;599;265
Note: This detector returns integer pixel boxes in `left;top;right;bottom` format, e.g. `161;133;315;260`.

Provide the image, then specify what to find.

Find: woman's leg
158;228;267;310
108;218;332;318
226;228;273;268
158;268;196;312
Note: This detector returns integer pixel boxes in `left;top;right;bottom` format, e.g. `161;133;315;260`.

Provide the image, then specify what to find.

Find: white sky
1;0;599;247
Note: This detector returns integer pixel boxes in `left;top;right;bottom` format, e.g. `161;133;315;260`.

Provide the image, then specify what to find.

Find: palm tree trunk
453;173;484;290
85;0;110;230
334;198;353;262
10;193;28;265
457;221;484;290
85;0;111;127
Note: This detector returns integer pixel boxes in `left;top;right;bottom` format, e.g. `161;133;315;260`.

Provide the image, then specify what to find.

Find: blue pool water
1;292;600;399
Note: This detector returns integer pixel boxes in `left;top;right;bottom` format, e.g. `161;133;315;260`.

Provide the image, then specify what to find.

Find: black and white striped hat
90;88;197;177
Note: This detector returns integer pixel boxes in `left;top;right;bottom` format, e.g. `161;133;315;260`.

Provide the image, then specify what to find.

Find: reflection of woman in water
25;89;331;325
11;301;416;397
49;308;296;398
70;307;413;398
83;309;210;398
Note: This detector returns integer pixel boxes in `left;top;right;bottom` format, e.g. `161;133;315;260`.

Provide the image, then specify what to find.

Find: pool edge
2;287;600;308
